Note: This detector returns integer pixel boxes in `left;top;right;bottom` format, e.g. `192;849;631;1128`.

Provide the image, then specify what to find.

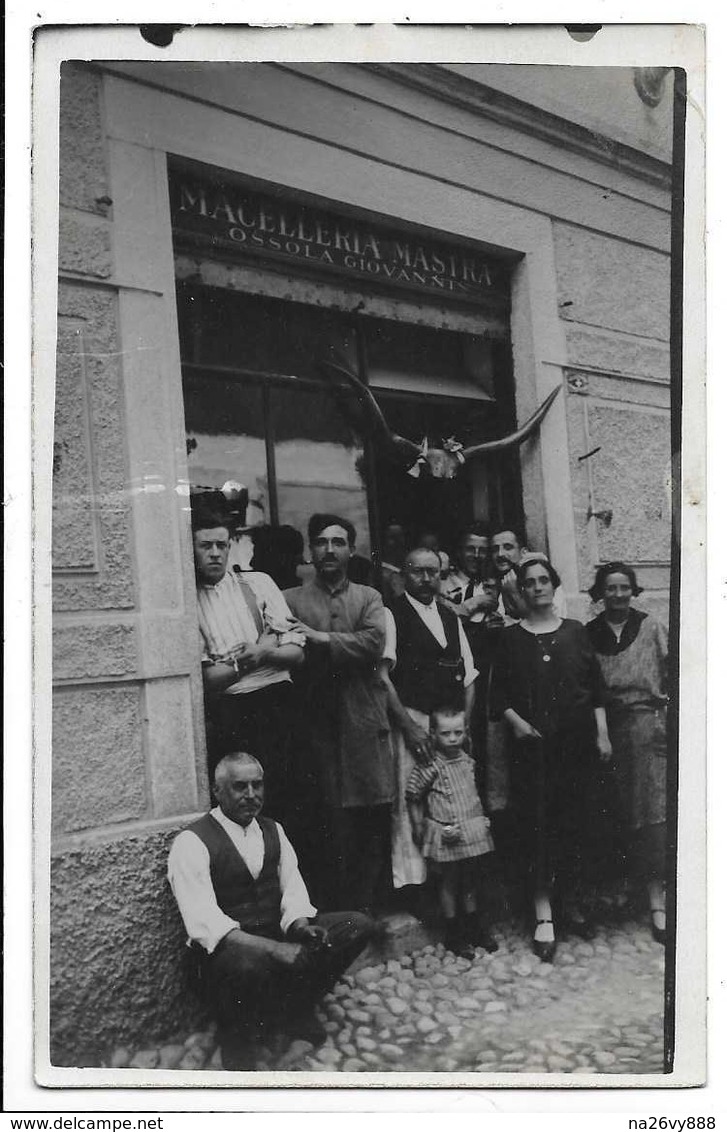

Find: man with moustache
490;525;567;623
168;752;373;1068
284;514;392;912
380;547;478;894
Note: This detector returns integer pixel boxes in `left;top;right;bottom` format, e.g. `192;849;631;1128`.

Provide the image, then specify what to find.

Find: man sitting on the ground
168;752;373;1069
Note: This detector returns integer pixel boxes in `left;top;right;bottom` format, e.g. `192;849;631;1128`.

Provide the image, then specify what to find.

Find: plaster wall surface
53;685;147;835
586;402;671;564
58;65;109;212
563;324;669;384
104;61;671;253
50;824;208;1066
552;218;671;604
553;224;670;341
441;63;674;162
54;286;135;613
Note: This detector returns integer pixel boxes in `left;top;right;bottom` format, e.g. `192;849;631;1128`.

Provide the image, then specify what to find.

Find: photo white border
5;3;717;1116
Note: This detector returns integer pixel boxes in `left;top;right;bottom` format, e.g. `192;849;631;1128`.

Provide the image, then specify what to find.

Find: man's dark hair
251;524;305;587
308;513;357;546
491;524;526;548
252;524;304;558
191;496;232;536
457;520;490;546
404;546;441;569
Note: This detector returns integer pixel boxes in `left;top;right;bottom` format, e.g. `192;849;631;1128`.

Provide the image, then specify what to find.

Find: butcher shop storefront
49;59;676;1066
170;160;524;558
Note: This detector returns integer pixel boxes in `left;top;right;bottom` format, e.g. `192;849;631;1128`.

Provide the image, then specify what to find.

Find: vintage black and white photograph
30;23;707;1089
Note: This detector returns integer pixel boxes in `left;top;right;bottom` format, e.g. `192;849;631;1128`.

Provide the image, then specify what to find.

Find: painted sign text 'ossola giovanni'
170;172;505;301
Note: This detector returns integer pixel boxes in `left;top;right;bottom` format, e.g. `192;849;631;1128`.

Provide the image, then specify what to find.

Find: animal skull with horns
319;359;561;480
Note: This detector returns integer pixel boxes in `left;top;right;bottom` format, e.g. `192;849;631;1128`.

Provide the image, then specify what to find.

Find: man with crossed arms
193;498;305;820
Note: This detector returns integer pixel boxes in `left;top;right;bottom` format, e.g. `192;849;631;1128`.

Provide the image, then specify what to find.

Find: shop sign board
169;167;510;304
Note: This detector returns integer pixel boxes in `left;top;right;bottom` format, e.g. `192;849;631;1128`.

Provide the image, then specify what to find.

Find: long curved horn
318;358;421;461
461;385;562;460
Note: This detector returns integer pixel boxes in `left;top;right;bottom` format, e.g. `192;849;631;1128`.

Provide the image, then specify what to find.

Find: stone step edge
349;911;442;973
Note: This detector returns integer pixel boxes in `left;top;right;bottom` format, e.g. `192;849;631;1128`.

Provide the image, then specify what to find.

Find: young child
406;705;498;958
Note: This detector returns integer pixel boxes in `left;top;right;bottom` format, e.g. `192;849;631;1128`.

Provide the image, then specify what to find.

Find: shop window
183;370;269;522
270;384;370;557
178;284;521;561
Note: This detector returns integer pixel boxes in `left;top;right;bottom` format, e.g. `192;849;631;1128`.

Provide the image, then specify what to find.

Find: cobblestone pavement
111;914;666;1075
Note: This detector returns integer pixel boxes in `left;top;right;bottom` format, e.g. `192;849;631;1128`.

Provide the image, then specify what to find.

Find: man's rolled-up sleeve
254;574;306;648
168;831;239;954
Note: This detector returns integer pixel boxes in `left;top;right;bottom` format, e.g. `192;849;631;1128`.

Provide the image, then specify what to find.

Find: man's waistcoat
188;814;282;938
390;596;465;714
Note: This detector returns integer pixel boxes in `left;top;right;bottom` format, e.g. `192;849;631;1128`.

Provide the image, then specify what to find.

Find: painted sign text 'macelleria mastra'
170;171;508;302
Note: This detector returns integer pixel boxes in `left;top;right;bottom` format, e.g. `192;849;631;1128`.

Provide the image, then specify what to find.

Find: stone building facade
50;61;675;1064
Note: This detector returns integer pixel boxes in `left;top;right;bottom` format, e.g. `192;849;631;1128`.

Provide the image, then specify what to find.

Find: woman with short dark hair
586;563;669;944
491;558;612;961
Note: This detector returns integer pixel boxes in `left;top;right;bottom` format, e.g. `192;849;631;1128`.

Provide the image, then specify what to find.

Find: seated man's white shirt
385;592;478;688
197;570;305;695
168;807;316;954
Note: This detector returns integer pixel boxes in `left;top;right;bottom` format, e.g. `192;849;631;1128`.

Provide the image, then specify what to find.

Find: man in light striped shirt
193;501;305;821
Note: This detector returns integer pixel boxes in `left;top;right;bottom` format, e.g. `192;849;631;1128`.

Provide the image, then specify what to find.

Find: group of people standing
168;494;669;1065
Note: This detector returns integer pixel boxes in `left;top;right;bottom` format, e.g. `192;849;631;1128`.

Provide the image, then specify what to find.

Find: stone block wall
553;222;672;624
50;824;209;1066
51;63;207;1066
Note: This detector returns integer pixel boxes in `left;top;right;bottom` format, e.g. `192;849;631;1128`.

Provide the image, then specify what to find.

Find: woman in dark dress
586;563;669;943
491;558;613;961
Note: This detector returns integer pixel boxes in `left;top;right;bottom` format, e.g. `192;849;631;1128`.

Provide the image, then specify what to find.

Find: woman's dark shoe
532;918;556;963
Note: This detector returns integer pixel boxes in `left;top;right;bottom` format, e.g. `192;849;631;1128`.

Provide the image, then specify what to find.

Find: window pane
270;385;371;559
177;286;358;378
364;316;496;401
182;370;270;533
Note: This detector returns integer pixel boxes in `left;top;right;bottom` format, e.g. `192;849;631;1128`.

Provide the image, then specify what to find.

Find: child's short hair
429;702;466;730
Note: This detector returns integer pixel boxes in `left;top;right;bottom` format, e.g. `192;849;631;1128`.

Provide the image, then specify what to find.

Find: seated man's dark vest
390;596;465;714
188;814;282;939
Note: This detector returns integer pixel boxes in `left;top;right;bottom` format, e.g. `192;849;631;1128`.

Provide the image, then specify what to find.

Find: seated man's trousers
199;910;373;1064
